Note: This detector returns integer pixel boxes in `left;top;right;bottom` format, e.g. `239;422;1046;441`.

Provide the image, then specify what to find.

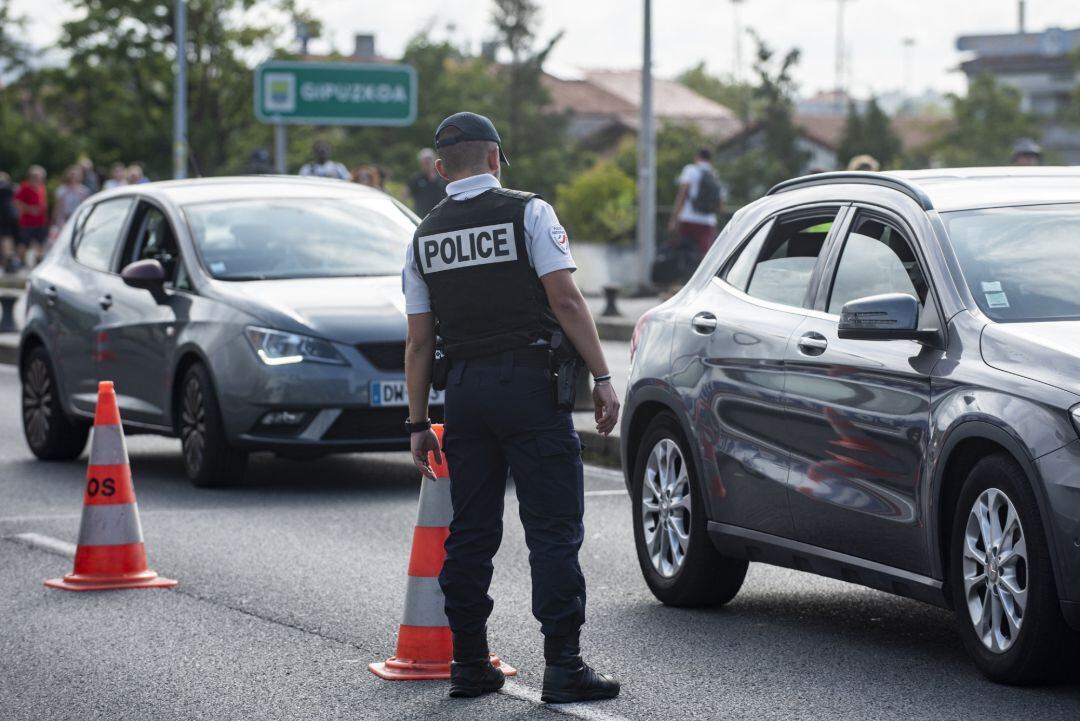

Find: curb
594;318;634;342
0;336;17;366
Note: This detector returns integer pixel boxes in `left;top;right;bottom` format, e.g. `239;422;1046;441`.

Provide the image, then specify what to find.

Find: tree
837;97;902;168
0;0;31;77
555;161;635;243
676;62;758;123
938;73;1036;166
751;34;807;184
21;0;285;178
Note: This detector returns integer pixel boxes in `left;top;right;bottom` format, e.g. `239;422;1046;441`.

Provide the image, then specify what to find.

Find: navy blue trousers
438;352;586;638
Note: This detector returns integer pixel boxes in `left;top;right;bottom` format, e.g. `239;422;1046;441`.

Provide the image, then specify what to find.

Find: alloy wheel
180;376;207;475
962;487;1029;654
23;357;53;450
642;438;692;578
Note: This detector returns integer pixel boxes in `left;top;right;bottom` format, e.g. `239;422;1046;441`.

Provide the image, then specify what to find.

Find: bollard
601;285;621;317
0;295;16;333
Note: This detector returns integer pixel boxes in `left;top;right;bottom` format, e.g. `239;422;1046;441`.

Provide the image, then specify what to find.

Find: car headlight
244;326;346;366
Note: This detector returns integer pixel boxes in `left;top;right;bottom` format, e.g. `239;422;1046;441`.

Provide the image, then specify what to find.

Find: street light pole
173;0;188;180
636;0;656;291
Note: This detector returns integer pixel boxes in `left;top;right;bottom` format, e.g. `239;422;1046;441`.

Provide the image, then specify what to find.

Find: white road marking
583;490;627;498
584;465;625;485
9;532;77;557
501;679;630;721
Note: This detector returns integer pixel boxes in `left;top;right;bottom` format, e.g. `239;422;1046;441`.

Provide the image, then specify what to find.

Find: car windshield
944;203;1080;322
183;196;416;280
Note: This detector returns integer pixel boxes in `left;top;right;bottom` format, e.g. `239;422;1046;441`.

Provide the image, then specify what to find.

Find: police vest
413;187;558;359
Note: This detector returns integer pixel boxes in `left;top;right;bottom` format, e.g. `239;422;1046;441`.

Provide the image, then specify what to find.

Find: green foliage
937;73;1037;166
0;0;31;76
613;122;717;209
675;62;758;122
555;161;635;244
837;97;902;168
751;34;807;184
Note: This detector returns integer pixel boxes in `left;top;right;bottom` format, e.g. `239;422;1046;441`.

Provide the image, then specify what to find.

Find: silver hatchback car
624;168;1080;684
19;177;441;486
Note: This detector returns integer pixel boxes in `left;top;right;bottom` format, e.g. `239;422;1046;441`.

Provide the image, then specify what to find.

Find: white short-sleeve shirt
676;161;723;226
402;173;576;315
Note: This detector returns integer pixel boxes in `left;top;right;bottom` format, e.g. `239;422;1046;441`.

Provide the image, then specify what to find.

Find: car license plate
370;380;444;407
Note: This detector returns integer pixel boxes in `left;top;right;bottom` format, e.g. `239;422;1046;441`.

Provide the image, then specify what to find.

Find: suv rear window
723;210;839;308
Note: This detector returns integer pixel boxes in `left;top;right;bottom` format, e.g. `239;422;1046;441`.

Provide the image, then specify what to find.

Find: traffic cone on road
44;381;177;592
369;424;516;680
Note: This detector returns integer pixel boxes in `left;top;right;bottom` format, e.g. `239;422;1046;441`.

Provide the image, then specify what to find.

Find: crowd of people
296;140;447;216
0;158;150;274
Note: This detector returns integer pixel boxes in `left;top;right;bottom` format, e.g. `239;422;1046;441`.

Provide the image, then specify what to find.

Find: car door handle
98;294;113;310
797;332;828;355
45;286;58;306
691;312;718;335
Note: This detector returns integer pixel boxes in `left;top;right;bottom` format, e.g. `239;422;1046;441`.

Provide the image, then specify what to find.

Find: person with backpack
667;148;725;263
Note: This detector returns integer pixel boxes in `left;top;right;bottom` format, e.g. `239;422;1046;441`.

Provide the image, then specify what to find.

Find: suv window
723;210;838;308
73;197;135;272
828;215;930;316
124;203;182;284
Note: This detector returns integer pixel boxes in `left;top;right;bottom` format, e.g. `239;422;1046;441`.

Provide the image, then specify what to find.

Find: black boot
448;631;505;698
541;631;620;704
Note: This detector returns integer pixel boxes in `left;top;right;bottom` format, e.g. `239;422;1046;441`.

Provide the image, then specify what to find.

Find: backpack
691;167;722;215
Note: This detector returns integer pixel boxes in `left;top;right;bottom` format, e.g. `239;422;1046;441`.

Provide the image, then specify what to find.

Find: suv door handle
797;332;828;355
45;286;58;306
691;312;718;335
98;294;113;311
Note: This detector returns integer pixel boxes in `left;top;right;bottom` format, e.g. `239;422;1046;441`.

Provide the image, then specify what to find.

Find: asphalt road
2;363;1079;720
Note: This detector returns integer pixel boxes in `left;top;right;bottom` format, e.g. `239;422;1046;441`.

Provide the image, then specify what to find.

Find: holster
431;340;449;392
549;331;582;412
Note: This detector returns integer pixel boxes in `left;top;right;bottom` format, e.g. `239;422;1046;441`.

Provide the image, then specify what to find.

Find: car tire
949;452;1077;684
21;345;89;461
178;363;247;488
631;412;748;607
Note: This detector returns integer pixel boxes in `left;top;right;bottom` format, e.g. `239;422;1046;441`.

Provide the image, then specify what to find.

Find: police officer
402;112;621;703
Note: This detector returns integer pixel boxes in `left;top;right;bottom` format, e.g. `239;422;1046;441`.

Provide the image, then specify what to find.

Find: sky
11;0;1080;98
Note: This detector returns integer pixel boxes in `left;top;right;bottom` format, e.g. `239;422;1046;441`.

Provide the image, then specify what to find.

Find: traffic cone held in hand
45;381;177;591
369;424;515;680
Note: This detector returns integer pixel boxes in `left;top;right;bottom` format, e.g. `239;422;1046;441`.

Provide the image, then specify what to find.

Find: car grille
357;342;406;371
323;406;444;441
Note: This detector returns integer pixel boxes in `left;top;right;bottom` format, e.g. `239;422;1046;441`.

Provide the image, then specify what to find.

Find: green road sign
254;61;417;126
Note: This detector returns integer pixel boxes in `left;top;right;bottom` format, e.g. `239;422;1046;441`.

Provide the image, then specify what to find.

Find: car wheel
21;345;89;460
949;452;1076;684
632;412;748;607
178;363;247;487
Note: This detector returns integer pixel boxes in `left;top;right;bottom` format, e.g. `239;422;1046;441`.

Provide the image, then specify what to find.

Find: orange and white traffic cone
369;424;516;680
45;381;177;592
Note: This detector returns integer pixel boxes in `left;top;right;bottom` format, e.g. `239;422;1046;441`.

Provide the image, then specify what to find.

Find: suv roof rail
766;172;934;211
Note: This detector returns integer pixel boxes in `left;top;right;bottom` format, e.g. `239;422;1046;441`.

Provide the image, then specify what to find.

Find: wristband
405;418;431;434
593;374;612;384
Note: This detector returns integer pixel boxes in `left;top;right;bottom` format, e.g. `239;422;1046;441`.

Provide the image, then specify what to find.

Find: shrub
554;161;636;244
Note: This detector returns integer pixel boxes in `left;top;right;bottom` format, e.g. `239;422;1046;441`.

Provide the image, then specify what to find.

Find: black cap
435;112;510;166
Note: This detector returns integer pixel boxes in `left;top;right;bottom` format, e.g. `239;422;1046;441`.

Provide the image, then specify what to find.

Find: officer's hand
593;382;620;436
411;429;443;481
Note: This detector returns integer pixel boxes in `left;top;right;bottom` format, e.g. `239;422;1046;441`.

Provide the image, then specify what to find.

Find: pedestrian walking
14;165;49;268
406;148;447;216
103;162;128;190
0;171;19;273
401;112;621;703
667;148;725;261
54;166;90;228
298;140;350;180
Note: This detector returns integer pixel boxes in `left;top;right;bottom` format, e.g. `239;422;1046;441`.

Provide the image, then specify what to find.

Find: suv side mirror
120;258;166;290
838;292;942;346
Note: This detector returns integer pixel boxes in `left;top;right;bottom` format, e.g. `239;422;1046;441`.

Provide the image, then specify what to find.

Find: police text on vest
418;223;518;273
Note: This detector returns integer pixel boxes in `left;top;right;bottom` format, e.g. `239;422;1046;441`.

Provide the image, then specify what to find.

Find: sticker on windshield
985;291;1010;309
210;261;226;274
981;281;1003;293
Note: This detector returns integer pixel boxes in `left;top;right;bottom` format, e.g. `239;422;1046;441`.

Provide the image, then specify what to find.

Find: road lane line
501;680;631;721
583;490;627;498
8;532;77;557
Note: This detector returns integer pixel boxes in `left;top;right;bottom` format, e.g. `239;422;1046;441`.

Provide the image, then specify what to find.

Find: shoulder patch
550;224;569;254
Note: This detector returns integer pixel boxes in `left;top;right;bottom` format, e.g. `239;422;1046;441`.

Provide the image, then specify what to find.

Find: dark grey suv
624;168;1080;683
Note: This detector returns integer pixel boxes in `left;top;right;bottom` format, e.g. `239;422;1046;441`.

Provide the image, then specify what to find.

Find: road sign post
254;61;417;174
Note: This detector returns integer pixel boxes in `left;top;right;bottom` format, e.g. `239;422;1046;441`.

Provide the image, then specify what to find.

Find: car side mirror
121;259;166;291
838;292;942;346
